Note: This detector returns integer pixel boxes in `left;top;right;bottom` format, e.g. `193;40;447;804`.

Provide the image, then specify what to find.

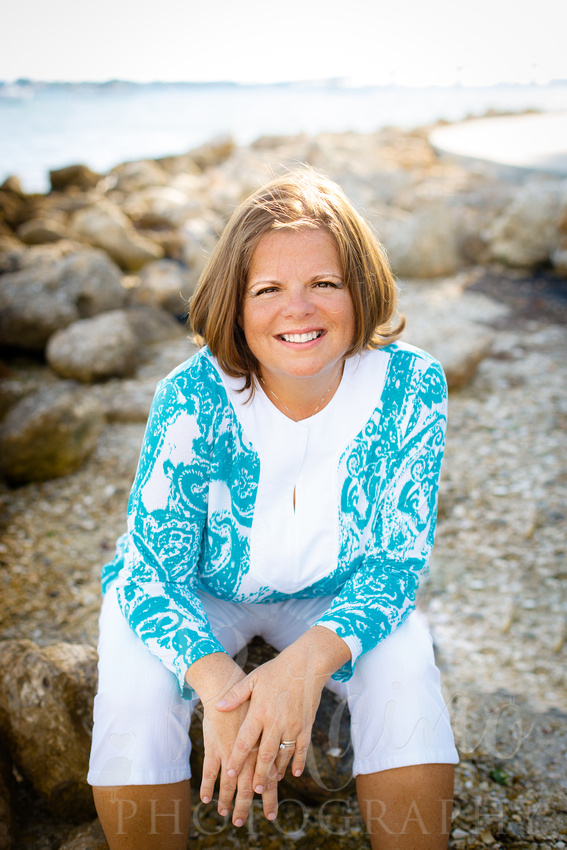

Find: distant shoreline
2;81;566;193
2;78;567;91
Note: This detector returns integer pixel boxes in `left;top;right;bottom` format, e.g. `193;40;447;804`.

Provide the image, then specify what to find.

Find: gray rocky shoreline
0;122;566;848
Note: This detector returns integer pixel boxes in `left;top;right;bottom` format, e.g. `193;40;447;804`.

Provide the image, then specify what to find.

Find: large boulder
123;304;186;346
71;199;164;271
380;205;460;279
49;164;103;192
0;248;126;351
0;640;98;821
46;310;139;383
487;177;566;268
0;383;105;484
110;159;171;193
16;215;69;245
132;258;199;317
399;277;509;389
58;820;108;849
120;185;205;230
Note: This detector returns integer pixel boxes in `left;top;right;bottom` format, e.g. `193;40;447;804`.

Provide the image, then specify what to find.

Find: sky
3;0;567;87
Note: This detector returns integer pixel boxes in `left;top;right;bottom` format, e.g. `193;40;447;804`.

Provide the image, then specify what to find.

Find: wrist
185;651;245;706
281;625;351;682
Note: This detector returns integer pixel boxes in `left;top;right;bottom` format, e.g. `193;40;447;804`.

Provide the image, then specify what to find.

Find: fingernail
267;811;277;821
220;808;229;817
227;768;236;778
277;773;283;781
201;796;210;804
215;698;227;708
254;784;264;794
293;768;302;777
234;818;244;827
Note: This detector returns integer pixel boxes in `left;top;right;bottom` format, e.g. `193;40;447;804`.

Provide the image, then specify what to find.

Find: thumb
215;676;252;711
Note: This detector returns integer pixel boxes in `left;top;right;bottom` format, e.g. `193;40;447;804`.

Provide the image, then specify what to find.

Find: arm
114;361;229;695
316;356;448;681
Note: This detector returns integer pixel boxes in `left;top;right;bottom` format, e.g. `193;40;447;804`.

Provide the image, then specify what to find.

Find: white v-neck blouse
104;343;448;696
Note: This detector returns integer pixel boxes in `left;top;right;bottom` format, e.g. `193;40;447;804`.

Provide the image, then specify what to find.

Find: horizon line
2;77;567;90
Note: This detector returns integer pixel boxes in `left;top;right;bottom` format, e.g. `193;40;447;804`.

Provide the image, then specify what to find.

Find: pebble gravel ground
0;270;566;848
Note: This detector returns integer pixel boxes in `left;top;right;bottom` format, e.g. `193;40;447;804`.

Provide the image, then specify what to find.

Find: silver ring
279;740;296;750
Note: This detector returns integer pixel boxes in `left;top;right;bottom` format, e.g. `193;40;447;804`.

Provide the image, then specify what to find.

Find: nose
283;283;315;317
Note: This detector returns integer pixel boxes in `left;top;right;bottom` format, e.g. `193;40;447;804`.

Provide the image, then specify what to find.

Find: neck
259;363;345;421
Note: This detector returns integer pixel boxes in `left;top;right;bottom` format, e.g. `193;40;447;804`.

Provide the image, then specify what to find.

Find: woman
88;168;458;848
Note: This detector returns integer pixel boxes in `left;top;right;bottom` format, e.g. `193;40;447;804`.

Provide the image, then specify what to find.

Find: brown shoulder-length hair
189;168;404;389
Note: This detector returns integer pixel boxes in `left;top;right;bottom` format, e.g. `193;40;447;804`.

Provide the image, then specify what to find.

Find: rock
0;640;97;821
487;178;566;267
1;175;24;194
0;248;126;351
16;216;69;244
189;638;355;805
0;233;23;255
110;159;170;193
124;304;185;346
551;208;567;275
120;185;204;230
551;246;567;276
177;218;217;283
58;819;108;849
49;164;103;192
399;277;509;389
380;205;460;279
187;135;235;171
71;199;164;271
0;383;105;484
133;258;199;316
46;311;139;383
90;378;158;423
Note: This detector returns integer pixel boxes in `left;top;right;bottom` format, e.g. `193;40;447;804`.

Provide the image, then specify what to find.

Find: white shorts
88;587;458;786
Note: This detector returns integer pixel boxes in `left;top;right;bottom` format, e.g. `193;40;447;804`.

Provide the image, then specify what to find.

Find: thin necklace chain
260;364;344;422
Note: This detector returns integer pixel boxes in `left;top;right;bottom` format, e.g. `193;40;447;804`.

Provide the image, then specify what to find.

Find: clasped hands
186;625;350;827
198;649;322;827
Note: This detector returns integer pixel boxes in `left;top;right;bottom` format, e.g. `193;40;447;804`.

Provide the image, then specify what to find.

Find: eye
314;280;341;289
250;285;280;297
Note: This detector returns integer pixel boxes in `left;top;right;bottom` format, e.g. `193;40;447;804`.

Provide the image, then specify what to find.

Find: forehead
248;227;341;280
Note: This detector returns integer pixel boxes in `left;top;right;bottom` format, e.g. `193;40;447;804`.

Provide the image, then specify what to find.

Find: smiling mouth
279;331;323;343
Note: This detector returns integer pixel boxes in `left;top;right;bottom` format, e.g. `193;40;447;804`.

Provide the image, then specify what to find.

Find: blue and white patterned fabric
103;343;447;698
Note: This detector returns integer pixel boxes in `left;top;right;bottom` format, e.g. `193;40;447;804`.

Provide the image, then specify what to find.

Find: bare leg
93;781;191;850
356;764;454;850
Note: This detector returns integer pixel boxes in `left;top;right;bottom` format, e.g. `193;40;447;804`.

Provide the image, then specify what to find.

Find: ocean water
1;80;566;193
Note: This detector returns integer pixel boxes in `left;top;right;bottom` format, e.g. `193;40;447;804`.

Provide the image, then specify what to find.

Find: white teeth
281;331;322;343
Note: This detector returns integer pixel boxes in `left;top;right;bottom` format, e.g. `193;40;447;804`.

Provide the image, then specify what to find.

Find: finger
231;757;257;828
215;676;253;711
251;732;281;794
216;764;240;819
200;752;221;806
274;743;296;781
225;717;263;777
290;735;310;778
261;764;279;822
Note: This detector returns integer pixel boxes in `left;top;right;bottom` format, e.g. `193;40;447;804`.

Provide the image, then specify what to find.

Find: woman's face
240;227;355;388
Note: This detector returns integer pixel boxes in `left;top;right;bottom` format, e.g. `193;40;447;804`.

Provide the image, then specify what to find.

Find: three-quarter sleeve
315;356;448;682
